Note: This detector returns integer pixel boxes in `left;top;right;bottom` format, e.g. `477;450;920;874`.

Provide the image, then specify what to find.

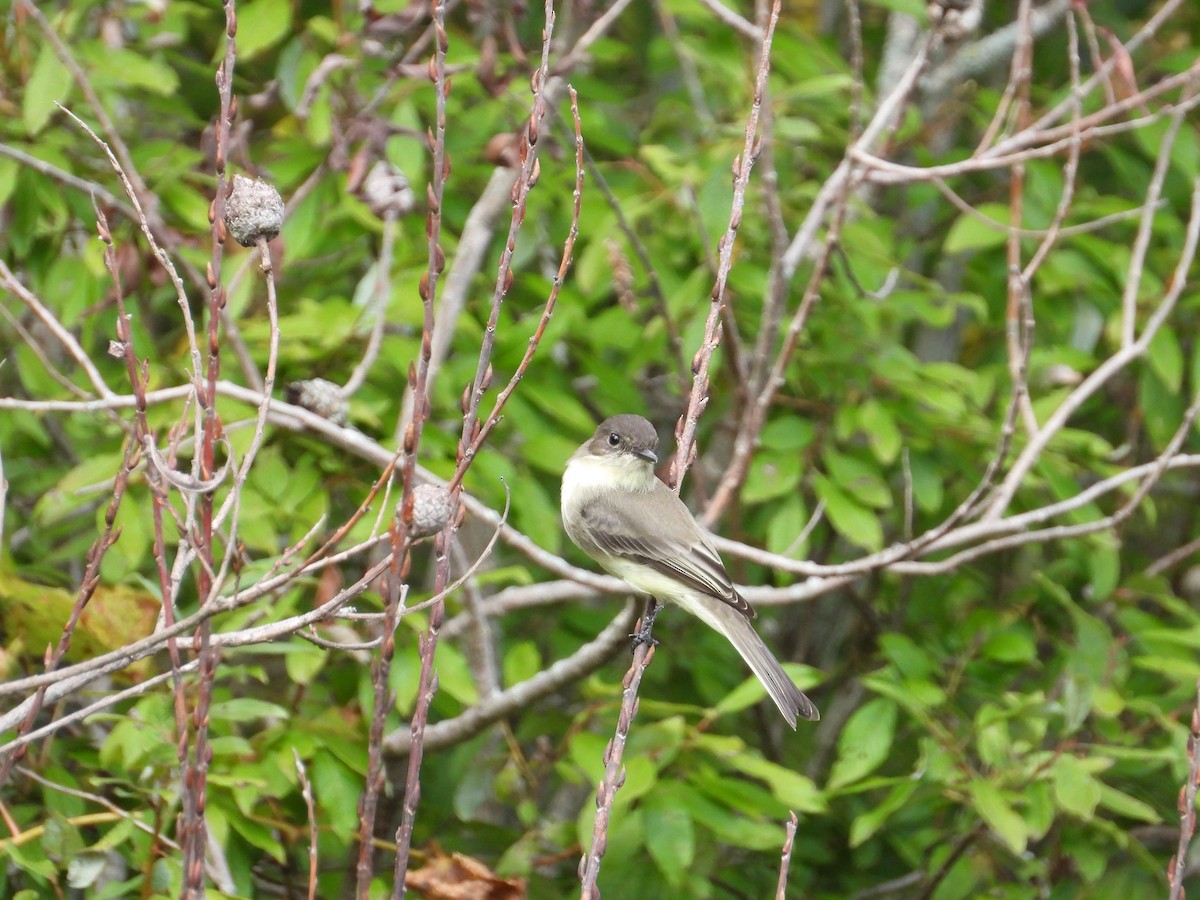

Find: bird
561;414;819;727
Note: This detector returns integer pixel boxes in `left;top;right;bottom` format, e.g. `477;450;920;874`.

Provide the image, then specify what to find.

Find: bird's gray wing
574;483;754;620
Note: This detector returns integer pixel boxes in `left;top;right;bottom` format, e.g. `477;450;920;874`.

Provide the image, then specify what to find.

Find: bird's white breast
561;451;657;514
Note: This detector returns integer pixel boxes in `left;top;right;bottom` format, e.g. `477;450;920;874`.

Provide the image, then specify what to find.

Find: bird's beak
636;448;658;464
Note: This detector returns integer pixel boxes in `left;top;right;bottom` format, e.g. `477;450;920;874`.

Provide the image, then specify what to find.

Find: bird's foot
629;599;661;652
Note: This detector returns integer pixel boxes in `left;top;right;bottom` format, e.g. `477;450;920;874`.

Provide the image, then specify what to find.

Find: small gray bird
561;414;819;727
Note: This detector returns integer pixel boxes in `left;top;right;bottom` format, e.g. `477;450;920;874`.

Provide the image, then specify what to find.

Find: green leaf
7;841;58;880
980;627;1036;663
504;640;541;688
907;454;944;513
311;751;362;843
431;642;479;706
41;812;84;863
1148;325;1183;393
858;399;903;465
944;203;1010;254
822;451;892;509
283;640;327;685
814;475;883;552
642;792;695;886
23;44;72;135
88;48;180;95
743;450;802;503
760;417;816;451
1095;782;1160;823
1087;536;1120;601
236;0;294;59
731;753;825;813
1053;755;1102;819
828;698;898;789
968;780;1029;853
765;494;808;558
974;705;1011;768
0;157;18;207
209;698;289;723
673;783;785;850
849;779;918;846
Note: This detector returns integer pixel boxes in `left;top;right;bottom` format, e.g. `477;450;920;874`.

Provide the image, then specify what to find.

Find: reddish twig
446;9;560;492
95;201;192;809
294;749;320;900
578;611;657;898
448;82;585;492
1169;680;1200;899
669;0;783;493
358;0;453;892
775;811;799;900
181;3;239;893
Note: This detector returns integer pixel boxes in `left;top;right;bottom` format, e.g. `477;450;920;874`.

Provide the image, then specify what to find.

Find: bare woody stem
579;612;657;898
670;0;783;494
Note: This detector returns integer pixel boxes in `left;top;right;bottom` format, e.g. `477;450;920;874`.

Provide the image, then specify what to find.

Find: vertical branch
1021;8;1084;280
96;204;192;788
775;811;799;900
395;7;583;894
703;35;934;524
578;632;656;898
1004;0;1040;437
983;149;1200;521
448;81;584;490
198;0;239;597
358;0;452;893
452;5;558;479
669;0;783;493
181;2;239;894
294;750;320;900
1119;94;1188;349
1169;680;1200;900
210;234;281;540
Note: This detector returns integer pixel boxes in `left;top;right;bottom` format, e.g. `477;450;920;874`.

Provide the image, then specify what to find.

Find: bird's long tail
682;597;820;728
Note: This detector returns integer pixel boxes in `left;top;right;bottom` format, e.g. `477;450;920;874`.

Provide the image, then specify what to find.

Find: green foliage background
2;0;1200;897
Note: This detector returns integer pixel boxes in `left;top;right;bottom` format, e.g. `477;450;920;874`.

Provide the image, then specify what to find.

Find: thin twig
579;610;657;898
672;0;783;493
341;212;398;398
1169;680;1200;899
367;0;456;891
448;84;586;491
775;811;799;900
294;749;320;900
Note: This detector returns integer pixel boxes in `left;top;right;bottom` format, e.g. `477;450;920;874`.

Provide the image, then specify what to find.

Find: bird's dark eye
607;432;620;447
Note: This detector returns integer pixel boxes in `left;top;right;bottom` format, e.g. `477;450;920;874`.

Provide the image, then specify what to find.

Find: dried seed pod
286;378;348;425
408;484;454;538
360;161;416;219
224;174;285;247
927;0;983;40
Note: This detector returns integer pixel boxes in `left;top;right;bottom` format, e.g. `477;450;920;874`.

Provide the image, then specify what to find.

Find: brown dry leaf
405;845;526;900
